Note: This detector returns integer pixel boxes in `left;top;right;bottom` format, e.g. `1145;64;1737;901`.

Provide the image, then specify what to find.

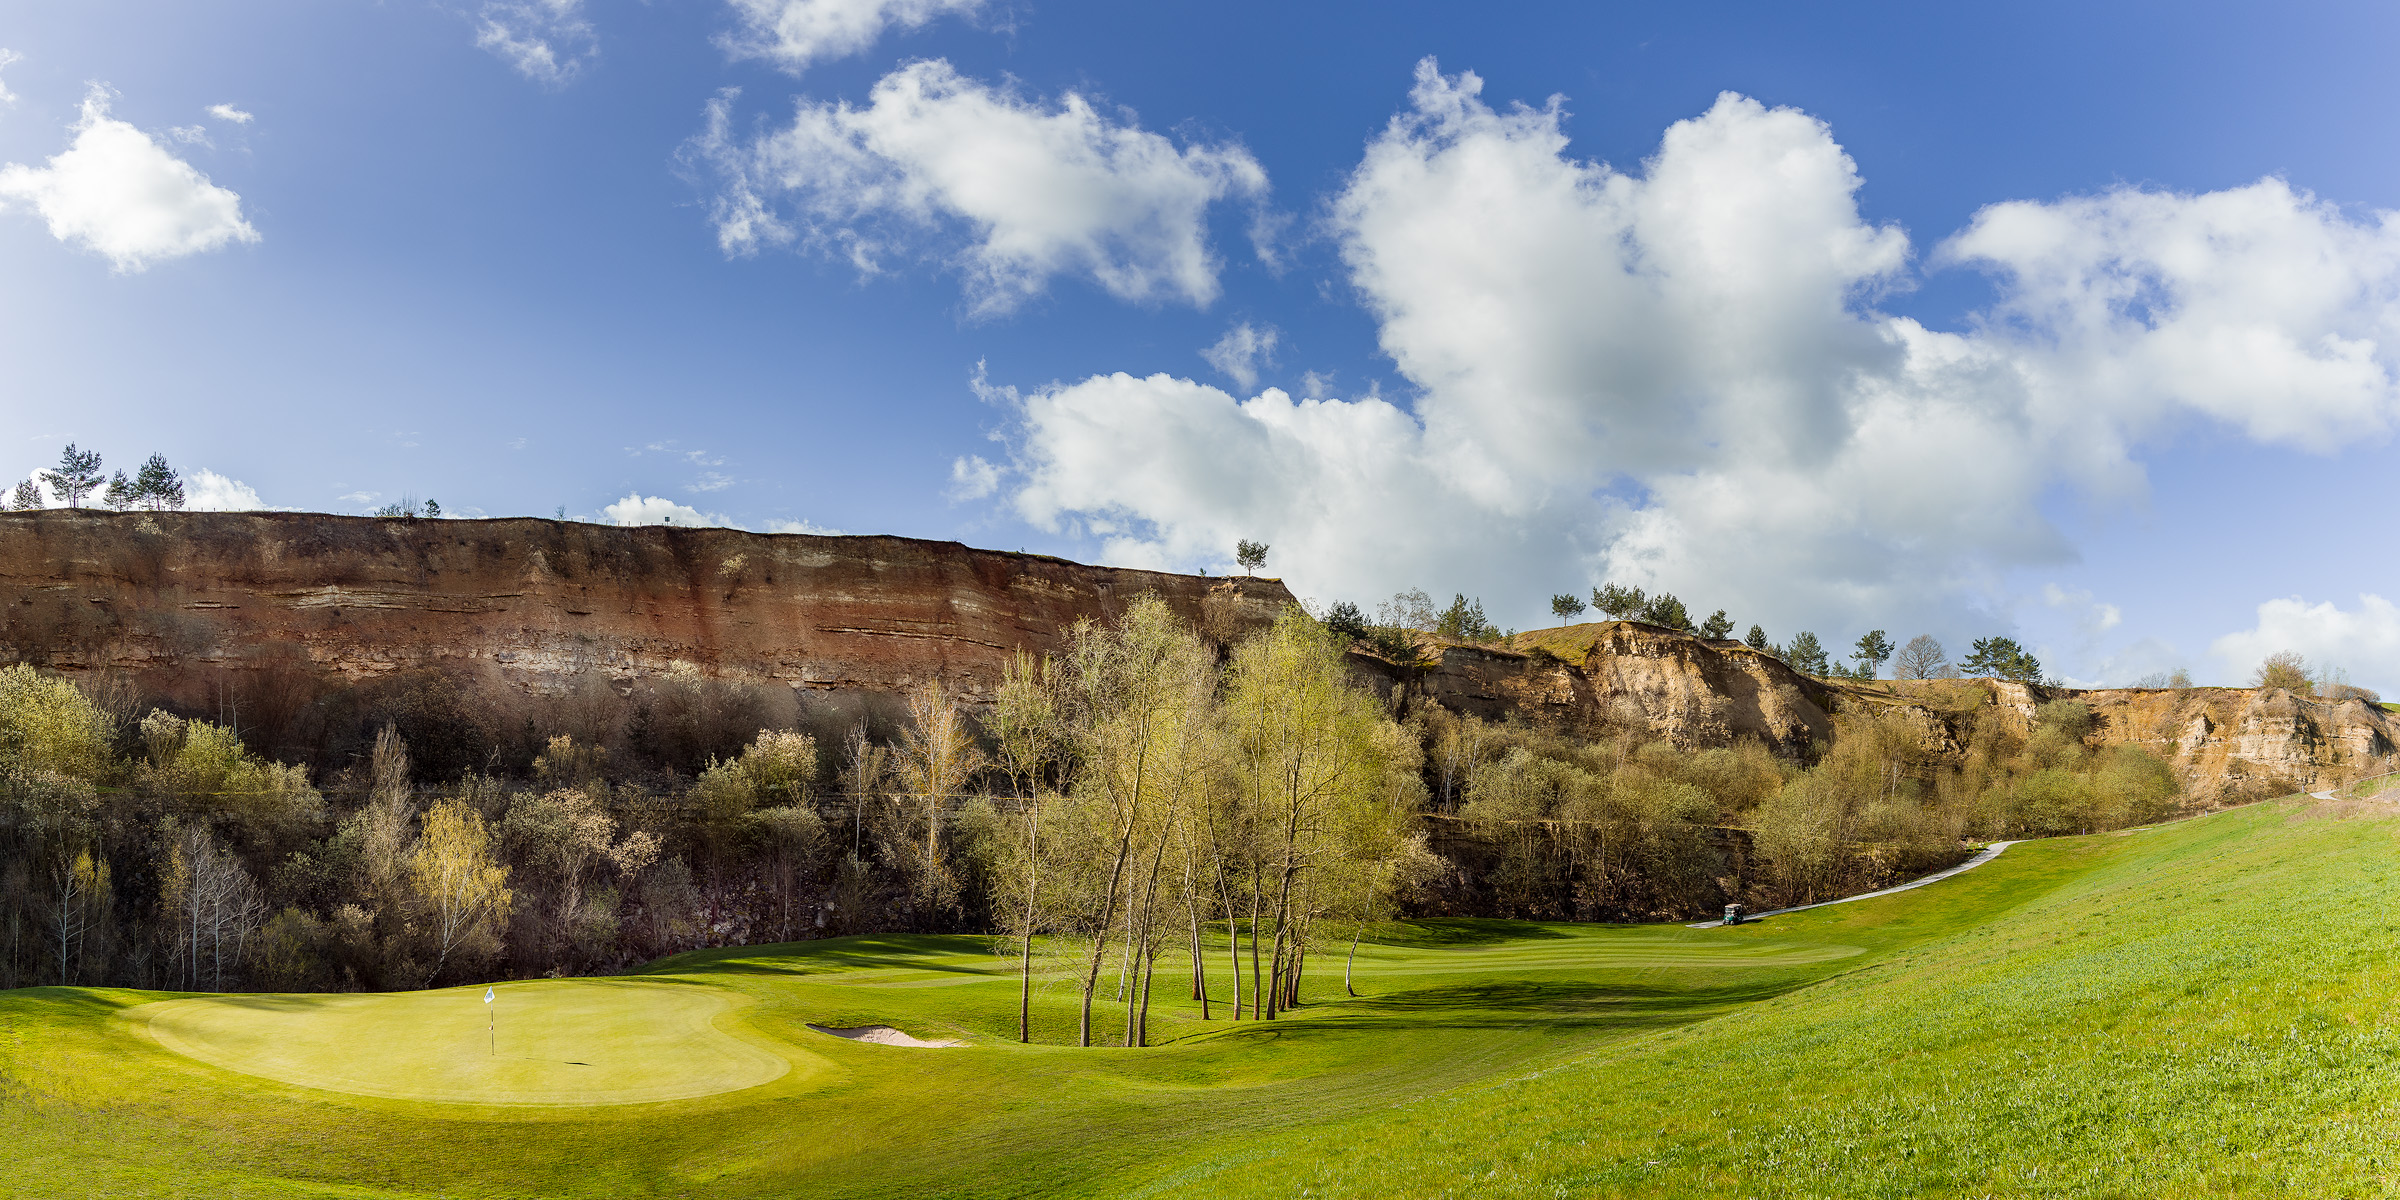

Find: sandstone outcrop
1349;620;1837;758
1364;620;2399;798
0;510;1292;713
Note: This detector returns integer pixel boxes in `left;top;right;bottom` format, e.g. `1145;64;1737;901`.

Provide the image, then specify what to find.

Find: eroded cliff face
6;514;2389;795
1367;620;2399;797
1352;620;1837;758
0;510;1292;711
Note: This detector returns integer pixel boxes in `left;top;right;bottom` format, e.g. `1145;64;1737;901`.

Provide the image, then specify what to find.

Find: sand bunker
807;1023;966;1048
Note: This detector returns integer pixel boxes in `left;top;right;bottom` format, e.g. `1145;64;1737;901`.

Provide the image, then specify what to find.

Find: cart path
1687;841;2022;929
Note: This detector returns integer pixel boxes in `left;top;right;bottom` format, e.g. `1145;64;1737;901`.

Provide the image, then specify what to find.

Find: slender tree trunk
1345;923;1363;997
1076;835;1135;1048
1119;890;1140;1041
1019;799;1041;1043
1264;846;1299;1019
1246;864;1266;1021
1134;937;1159;1047
1123;816;1174;1045
1187;895;1208;1018
1225;908;1244;1019
1114;890;1138;1006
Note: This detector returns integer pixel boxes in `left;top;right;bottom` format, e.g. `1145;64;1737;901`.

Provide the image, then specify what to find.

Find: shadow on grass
1343;975;1800;1019
1372;919;1574;948
642;933;1008;978
0;987;150;1022
1167;975;1817;1044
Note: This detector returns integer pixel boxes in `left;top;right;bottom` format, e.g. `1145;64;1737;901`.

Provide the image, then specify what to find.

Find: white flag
484;987;495;1004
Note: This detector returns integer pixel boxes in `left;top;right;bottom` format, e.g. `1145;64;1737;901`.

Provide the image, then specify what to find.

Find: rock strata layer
0;511;1292;711
4;513;2390;797
1371;620;2400;797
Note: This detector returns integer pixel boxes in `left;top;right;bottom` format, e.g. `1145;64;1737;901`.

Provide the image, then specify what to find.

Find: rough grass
1130;800;2400;1198
3;799;2392;1197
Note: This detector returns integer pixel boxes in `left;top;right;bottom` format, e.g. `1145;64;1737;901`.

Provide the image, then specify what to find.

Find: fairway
7;799;2395;1197
142;980;801;1105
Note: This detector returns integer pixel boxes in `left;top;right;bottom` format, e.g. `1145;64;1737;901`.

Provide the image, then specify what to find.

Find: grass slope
2;800;2391;1197
1134;801;2400;1198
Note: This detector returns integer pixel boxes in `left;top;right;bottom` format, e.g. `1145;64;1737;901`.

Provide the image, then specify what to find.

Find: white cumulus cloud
207;104;253;124
947;453;999;501
1200;322;1278;391
690;60;1268;313
604;493;727;526
2211;594;2400;694
988;59;2400;645
0;86;260;272
722;0;984;74
475;0;597;88
766;516;843;534
0;49;21;108
185;469;264;511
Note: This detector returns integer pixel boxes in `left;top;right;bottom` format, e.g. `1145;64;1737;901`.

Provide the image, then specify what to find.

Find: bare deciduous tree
1893;634;1948;680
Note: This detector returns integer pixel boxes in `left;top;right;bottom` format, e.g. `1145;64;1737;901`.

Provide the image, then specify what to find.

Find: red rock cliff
0;510;1294;710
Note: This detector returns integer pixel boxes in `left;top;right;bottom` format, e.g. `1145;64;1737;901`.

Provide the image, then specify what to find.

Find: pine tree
134;453;185;511
40;445;103;508
1744;624;1769;651
6;478;39;511
1699;609;1734;640
1850;630;1894;678
1591;583;1646;619
101;471;135;511
1637;592;1694;633
1960;636;2042;682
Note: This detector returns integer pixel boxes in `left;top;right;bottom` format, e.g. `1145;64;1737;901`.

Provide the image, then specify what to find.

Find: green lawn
4;799;2394;1197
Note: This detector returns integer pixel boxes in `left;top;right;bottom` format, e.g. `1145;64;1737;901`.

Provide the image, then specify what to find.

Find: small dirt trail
1688;841;2022;929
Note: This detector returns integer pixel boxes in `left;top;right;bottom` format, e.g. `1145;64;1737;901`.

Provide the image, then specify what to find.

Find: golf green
140;978;806;1105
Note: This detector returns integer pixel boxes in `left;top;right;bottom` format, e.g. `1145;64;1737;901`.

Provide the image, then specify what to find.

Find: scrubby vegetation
0;595;2188;1009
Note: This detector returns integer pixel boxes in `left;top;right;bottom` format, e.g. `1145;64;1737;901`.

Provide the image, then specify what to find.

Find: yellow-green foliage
692;729;819;833
1461;741;1732;920
0;663;117;783
1969;700;2179;836
138;712;322;846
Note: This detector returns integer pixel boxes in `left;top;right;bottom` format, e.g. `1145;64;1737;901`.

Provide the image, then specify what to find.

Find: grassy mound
3;798;2391;1197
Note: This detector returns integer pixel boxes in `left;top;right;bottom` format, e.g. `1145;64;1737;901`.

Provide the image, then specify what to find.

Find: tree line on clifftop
0;595;2230;1033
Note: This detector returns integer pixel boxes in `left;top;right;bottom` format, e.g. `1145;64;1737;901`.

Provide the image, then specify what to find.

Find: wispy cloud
475;0;597;88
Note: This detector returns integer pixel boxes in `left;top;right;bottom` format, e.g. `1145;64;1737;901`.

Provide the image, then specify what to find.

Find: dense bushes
1425;697;2185;915
0;612;2203;997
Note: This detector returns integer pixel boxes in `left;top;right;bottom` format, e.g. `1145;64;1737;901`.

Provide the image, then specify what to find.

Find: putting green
139;979;807;1105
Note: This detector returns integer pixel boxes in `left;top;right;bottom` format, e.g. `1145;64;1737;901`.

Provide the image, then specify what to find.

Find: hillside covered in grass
1139;797;2400;1198
1;796;2392;1196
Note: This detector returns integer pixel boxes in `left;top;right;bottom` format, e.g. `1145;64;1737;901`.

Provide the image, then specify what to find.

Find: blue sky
5;0;2400;690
